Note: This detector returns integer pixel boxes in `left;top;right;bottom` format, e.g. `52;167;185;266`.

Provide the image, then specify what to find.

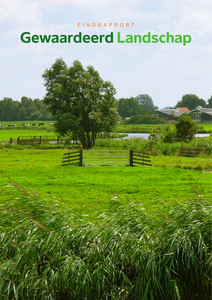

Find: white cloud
0;0;211;107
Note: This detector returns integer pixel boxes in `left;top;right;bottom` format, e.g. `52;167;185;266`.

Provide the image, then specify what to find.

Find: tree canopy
176;94;207;110
135;94;158;111
42;59;119;149
117;97;146;119
0;97;53;121
207;96;212;108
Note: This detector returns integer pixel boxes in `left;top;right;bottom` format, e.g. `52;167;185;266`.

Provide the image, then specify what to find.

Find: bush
175;114;198;142
124;114;165;124
159;126;176;143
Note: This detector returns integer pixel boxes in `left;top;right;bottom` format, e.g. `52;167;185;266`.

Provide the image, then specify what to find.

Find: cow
49;123;55;126
38;123;44;126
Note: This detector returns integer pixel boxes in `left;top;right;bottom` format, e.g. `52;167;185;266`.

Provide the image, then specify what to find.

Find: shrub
175;114;198;142
124;114;165;124
159;125;176;143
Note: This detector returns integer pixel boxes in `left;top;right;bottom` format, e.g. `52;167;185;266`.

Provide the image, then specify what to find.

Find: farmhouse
189;107;212;122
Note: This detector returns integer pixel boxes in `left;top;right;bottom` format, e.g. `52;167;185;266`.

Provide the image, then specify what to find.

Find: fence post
10;137;12;144
17;137;20;144
79;149;83;166
39;136;42;144
57;136;59;144
129;149;133;166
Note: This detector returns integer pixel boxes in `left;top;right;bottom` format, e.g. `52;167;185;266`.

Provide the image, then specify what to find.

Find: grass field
0;122;211;143
0;149;211;209
0;124;211;299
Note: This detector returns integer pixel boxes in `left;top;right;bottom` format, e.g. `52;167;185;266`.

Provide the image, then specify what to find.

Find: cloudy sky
0;0;211;108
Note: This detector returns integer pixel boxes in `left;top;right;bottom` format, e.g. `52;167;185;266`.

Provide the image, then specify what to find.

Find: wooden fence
130;150;152;166
61;150;82;167
14;136;60;145
61;150;152;167
179;144;200;157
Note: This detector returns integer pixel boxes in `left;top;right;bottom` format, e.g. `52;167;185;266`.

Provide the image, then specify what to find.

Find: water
120;133;210;140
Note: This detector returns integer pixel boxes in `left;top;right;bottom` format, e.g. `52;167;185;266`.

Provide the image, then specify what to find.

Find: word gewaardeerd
20;32;192;46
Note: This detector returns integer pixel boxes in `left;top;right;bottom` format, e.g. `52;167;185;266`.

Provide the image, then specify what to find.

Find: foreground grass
0;182;211;300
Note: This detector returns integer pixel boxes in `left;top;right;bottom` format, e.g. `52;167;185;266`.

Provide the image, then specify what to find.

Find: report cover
0;1;211;299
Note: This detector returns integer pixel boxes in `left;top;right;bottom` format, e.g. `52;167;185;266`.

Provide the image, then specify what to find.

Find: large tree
176;94;207;110
42;59;119;148
135;94;158;111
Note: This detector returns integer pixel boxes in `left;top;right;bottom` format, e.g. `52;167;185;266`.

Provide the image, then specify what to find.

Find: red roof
176;107;190;113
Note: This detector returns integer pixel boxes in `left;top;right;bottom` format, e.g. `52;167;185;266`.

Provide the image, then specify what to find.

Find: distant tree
0;98;20;121
207;96;212;108
176;94;207;110
135;94;158;111
175;114;197;142
118;97;146;118
43;58;119;148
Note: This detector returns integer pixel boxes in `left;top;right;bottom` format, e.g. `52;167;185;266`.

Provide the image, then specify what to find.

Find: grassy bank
0;183;211;299
115;123;212;133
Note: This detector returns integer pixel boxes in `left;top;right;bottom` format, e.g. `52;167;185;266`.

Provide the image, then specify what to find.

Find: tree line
118;94;212;120
0;97;54;121
0;92;210;123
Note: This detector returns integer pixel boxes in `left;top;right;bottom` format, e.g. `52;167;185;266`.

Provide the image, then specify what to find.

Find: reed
0;181;211;299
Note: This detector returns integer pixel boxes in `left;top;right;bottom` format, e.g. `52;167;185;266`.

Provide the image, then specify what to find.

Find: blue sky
0;0;211;108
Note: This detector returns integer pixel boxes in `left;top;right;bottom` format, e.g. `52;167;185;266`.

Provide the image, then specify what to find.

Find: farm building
156;108;185;121
189;107;212;122
175;107;190;113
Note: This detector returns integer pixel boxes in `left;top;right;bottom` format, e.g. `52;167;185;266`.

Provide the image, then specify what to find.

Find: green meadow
0;125;211;299
0;148;211;208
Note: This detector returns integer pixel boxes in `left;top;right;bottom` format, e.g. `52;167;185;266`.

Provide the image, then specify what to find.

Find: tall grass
0;181;211;299
94;136;212;156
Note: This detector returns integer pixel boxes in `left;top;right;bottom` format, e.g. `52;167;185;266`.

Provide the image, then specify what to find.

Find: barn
156;109;185;121
189;107;212;122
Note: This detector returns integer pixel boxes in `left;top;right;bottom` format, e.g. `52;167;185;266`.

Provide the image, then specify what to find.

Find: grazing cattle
8;124;16;127
23;123;31;126
38;123;44;126
49;123;55;126
0;123;6;127
32;123;36;126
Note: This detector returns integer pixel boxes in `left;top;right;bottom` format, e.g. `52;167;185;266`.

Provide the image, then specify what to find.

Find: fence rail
130;150;152;166
8;136;61;145
61;150;152;167
179;144;200;157
61;150;82;167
